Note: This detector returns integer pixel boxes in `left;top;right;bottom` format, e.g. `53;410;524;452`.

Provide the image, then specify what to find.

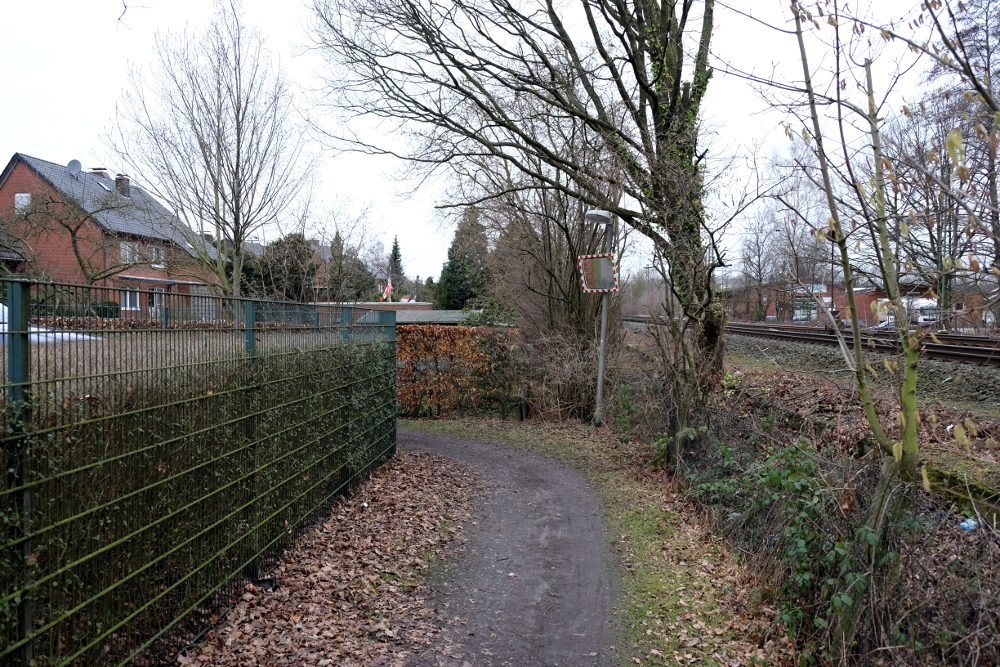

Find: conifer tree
436;208;488;309
388;236;404;280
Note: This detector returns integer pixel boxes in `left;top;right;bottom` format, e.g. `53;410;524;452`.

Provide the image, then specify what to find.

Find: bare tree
316;199;383;303
880;96;988;324
309;0;726;415
922;0;1000;264
756;2;1000;658
439;119;629;417
737;212;778;321
110;0;311;297
13;190;158;284
448;129;621;336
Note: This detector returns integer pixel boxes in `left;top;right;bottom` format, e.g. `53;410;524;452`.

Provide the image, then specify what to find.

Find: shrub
396;324;522;417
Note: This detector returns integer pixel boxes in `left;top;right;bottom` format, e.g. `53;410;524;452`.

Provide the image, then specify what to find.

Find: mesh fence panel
0;279;397;666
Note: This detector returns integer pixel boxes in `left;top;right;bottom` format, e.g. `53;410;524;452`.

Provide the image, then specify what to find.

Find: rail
623;315;1000;366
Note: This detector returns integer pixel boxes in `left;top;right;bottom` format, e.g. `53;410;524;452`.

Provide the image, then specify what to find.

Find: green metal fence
0;279;397;666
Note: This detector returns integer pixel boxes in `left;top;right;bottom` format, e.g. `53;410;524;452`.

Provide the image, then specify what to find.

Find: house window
152;288;166;316
121;288;140;311
14;193;30;215
149;246;165;268
121;240;139;264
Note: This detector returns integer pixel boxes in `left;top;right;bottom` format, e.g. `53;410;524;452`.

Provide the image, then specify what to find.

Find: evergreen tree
329;230;377;301
258;233;318;302
436;208;488;309
388;236;404;280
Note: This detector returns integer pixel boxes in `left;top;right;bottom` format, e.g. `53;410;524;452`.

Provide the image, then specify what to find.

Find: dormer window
14;193;30;214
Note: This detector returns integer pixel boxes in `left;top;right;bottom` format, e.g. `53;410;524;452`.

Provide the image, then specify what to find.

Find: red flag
380;275;393;301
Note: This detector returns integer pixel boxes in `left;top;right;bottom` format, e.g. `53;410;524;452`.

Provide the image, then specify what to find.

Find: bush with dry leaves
396;324;522;417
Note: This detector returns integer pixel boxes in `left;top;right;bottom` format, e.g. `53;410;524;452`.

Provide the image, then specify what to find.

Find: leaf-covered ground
173;419;794;667
726;356;1000;459
177;449;480;666
724;356;1000;509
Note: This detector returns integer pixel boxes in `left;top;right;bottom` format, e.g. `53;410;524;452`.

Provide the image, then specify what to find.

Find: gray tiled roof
245;241;266;257
14;154;197;250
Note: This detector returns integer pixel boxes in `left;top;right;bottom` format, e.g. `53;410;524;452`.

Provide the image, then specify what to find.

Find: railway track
622;315;1000;366
720;321;1000;349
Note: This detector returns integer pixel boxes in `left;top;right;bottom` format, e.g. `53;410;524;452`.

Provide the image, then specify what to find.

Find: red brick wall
0;161;104;283
1;159;214;288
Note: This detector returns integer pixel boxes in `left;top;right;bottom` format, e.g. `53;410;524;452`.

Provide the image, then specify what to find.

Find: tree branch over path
311;0;727;396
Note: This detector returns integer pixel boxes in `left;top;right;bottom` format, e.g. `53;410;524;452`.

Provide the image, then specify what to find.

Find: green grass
400;418;752;666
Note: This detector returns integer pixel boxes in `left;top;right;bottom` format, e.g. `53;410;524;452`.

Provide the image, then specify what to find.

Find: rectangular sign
577;253;619;293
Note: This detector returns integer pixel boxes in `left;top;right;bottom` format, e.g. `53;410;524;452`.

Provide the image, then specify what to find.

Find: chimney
115;174;131;198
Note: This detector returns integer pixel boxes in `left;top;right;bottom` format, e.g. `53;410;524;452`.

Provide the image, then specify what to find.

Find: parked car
792;315;809;322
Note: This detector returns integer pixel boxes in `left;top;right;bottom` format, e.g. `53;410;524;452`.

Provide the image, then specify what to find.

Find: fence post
378;309;395;338
8;280;32;667
342;307;351;344
313;308;320;334
162;305;170;331
378;309;397;457
242;299;260;580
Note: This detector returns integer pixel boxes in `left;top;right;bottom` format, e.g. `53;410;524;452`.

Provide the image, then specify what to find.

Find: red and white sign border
577;253;619;293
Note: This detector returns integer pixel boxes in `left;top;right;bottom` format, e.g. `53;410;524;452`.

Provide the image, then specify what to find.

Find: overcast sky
0;1;925;281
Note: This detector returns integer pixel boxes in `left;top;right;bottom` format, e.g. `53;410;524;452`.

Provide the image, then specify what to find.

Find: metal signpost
579;210;618;426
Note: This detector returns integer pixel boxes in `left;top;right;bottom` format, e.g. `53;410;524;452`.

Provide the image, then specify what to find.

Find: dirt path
399;429;617;667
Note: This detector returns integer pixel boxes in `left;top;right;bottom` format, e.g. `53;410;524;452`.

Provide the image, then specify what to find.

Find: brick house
0;153;217;314
724;282;852;323
726;281;989;328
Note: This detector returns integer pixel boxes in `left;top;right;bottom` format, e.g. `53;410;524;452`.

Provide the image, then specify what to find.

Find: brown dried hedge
396;324;522;417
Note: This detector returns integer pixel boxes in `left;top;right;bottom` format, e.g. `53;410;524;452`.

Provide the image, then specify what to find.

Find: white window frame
120;240;139;264
121;288;141;311
149;246;165;269
14;193;30;215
